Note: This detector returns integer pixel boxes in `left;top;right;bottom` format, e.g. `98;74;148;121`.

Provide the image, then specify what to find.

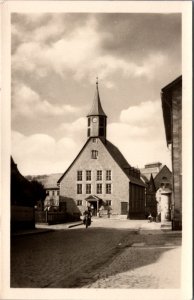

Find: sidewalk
12;218;181;237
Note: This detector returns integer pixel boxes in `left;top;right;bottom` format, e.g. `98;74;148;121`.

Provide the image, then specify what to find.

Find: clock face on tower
92;117;97;123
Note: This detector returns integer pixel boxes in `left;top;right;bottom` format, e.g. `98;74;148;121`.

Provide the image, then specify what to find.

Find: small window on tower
99;117;104;126
87;128;90;137
88;118;91;127
99;128;104;136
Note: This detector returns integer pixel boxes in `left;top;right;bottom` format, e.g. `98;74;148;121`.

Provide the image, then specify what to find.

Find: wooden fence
35;211;80;225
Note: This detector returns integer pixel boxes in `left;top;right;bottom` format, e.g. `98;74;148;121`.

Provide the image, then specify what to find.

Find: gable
154;165;172;190
58;137;145;187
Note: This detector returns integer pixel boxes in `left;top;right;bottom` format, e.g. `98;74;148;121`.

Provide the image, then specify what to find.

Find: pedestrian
148;213;153;222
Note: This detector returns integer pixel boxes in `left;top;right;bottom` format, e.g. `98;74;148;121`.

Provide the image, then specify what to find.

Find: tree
30;180;46;207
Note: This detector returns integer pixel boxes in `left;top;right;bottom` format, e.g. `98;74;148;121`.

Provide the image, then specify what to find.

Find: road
11;218;181;288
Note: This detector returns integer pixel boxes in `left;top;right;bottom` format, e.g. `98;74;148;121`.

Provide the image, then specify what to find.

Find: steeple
87;78;107;139
87;77;107;117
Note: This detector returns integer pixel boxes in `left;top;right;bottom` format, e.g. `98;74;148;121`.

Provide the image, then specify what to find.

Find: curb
68;222;84;228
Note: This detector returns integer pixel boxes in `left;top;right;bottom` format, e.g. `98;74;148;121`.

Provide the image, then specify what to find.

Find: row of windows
77;170;111;181
77;200;112;206
46;190;59;196
77;183;111;194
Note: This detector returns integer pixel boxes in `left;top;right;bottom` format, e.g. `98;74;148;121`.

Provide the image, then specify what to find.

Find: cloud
12;14;167;87
12;82;80;119
120;100;162;127
12;131;82;175
107;100;171;168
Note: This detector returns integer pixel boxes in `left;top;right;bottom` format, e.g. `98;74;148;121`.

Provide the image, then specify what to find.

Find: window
91;150;98;159
99;117;104;126
77;184;82;194
97;170;102;181
97;183;102;194
87;128;90;137
106;170;111;181
106;183;111;194
86;170;91;181
86;184;91;194
57;190;59;196
77;200;83;206
99;128;104;136
93;138;97;143
88;118;91;127
106;200;112;206
77;171;82;181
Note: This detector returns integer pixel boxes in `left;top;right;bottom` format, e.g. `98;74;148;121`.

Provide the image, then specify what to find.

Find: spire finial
96;76;98;86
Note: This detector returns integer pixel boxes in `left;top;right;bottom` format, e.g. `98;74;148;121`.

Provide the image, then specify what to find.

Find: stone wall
172;86;182;230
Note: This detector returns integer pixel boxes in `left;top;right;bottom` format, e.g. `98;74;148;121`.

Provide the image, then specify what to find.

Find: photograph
1;1;192;300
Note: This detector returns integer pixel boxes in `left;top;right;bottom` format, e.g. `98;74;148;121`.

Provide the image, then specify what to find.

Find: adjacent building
29;173;62;211
141;162;172;219
161;75;182;230
58;81;146;219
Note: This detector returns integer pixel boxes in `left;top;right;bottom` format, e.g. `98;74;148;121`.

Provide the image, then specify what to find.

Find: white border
1;1;192;300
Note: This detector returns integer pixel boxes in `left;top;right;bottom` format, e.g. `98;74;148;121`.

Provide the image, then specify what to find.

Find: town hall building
58;80;145;219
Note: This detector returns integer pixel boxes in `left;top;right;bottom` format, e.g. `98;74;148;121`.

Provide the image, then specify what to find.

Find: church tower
87;78;107;140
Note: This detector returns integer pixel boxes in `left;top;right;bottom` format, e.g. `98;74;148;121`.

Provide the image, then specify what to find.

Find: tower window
97;183;102;194
77;184;82;194
97;170;102;181
99;117;104;126
87;128;90;137
88;118;91;127
99;128;104;136
106;184;111;194
93;138;97;143
86;170;91;181
106;170;111;181
91;150;98;159
86;184;91;194
77;171;82;181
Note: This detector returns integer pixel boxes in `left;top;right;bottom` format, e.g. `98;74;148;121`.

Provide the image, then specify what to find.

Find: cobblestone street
11;219;181;288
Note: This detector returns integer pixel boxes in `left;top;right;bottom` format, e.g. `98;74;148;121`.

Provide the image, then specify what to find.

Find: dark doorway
121;202;128;215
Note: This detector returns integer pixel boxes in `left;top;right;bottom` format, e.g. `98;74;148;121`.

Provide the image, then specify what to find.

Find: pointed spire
87;78;107;117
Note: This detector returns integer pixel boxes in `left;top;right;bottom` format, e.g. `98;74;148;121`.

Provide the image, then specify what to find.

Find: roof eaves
57;139;91;183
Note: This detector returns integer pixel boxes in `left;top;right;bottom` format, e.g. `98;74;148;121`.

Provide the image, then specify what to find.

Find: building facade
161;75;182;230
30;173;61;211
58;81;145;219
141;162;172;219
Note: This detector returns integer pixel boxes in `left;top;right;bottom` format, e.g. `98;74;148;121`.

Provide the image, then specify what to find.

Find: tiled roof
104;139;145;187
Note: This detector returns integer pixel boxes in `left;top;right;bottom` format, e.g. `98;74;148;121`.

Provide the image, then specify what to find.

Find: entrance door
90;201;97;216
121;202;128;215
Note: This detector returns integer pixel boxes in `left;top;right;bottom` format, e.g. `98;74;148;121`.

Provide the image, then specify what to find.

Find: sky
11;13;181;175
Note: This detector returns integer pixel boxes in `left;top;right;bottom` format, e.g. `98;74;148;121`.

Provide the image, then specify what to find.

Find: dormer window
91;150;98;159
